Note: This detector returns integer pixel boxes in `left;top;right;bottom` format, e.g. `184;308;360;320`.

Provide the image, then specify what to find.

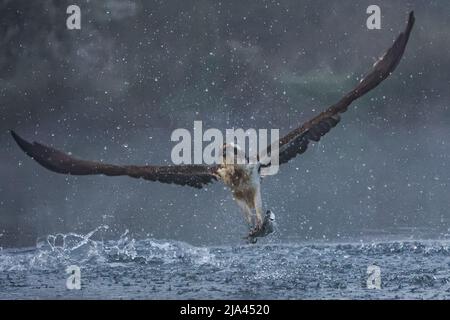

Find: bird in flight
11;12;415;243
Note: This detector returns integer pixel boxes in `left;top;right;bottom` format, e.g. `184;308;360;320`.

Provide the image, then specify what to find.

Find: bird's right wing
262;11;415;167
11;131;220;189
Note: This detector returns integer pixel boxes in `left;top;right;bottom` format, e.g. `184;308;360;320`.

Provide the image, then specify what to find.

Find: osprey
11;12;414;242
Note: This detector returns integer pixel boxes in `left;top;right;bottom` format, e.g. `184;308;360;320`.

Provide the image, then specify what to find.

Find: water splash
0;226;216;271
30;225;109;270
2;237;450;298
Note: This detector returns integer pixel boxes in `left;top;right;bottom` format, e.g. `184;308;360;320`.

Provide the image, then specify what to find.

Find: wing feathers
11;131;218;189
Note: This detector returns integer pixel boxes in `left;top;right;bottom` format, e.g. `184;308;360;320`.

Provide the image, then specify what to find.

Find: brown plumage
10;130;219;189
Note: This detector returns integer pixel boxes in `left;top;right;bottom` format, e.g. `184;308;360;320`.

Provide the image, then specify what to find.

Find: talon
243;233;258;244
249;237;257;244
248;224;262;237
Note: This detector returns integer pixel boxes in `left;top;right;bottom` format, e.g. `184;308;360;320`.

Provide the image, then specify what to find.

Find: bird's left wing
265;11;415;167
11;131;219;189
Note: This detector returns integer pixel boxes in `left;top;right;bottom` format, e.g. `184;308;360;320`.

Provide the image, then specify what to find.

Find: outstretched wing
11;131;219;189
269;11;414;166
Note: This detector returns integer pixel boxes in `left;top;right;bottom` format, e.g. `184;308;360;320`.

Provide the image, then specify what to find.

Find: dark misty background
1;0;449;248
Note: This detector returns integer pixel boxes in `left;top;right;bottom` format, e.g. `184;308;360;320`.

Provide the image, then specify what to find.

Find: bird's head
220;143;248;165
